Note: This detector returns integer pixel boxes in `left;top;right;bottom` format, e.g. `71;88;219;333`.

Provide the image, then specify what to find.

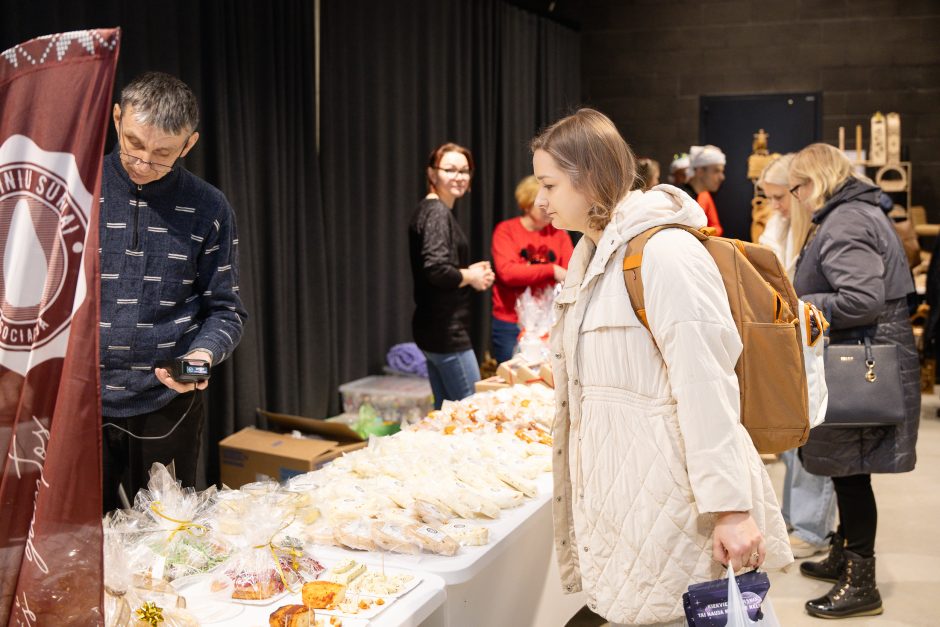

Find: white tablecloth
303;474;585;626
201;474;582;626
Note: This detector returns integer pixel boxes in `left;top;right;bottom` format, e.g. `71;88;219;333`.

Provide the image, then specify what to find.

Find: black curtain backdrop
1;0;326;487
320;0;580;394
1;0;579;487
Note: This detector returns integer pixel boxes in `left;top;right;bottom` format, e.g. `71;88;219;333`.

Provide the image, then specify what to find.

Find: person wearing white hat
682;144;727;236
668;152;691;186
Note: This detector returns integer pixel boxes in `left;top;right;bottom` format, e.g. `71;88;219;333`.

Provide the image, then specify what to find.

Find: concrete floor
567;395;940;627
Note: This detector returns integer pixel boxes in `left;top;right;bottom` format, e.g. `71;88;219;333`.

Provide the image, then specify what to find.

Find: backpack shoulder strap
622;223;702;331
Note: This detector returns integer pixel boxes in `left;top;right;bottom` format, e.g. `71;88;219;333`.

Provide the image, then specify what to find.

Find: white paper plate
342;568;422;599
314;593;393;620
230;588;292;606
185;600;244;624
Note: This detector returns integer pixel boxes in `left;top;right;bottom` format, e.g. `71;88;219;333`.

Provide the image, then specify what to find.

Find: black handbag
823;336;905;427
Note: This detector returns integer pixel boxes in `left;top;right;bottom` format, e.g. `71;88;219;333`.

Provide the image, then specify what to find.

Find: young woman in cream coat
534;109;792;627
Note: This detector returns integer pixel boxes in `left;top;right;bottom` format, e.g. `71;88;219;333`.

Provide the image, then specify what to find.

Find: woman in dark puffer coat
790;143;919;620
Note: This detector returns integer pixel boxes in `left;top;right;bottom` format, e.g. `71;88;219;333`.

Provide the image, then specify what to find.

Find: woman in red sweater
490;175;574;363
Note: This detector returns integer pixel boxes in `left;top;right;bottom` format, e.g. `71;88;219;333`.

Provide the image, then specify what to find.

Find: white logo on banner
0;134;91;375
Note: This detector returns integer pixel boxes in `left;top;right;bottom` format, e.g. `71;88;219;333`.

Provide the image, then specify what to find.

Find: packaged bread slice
404;524;459;556
452;483;501;518
478;483;525;509
495;467;537;497
305;520;336;547
301;580;346;609
269;604;314;627
333;520;376;551
442;521;489;546
371;521;422;554
414;499;452;526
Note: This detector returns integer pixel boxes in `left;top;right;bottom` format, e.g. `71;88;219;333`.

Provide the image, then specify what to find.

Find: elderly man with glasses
99;71;247;511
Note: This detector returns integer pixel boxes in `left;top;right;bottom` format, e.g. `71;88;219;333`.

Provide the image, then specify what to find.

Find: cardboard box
496;357;546;386
539;362;554;388
474;375;510;393
219;409;366;488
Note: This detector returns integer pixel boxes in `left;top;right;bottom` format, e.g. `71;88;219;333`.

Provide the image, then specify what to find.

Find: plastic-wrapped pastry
413;499;451;526
333;520;376;551
495;467;537;497
371;521;422;554
442;521;489;546
305;519;337;547
475;483;524;509
451;484;501;519
404;524;459;556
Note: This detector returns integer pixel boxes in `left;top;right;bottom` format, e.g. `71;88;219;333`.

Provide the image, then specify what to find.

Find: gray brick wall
582;0;940;218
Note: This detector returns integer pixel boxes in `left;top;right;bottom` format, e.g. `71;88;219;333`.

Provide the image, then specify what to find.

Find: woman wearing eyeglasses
758;154;838;562
408;142;494;409
790;143;919;619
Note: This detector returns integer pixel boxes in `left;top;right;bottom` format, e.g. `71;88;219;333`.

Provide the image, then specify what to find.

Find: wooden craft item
886;112;901;163
875;163;907;193
869;112;886;166
855;125;863;164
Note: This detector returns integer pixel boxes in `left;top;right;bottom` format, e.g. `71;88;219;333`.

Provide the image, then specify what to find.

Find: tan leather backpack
622;224;810;454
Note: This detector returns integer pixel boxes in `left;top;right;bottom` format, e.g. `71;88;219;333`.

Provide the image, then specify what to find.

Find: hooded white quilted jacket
550;185;793;625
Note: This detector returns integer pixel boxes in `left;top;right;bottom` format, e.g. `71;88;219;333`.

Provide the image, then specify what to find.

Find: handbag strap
864;336;878;382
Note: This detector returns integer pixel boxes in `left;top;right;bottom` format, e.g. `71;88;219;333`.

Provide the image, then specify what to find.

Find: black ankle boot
800;531;845;583
805;550;883;619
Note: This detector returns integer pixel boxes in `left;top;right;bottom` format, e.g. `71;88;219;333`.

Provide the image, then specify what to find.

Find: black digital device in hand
155;357;211;383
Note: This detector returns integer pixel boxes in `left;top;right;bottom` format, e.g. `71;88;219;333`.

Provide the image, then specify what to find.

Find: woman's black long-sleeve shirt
408;198;472;353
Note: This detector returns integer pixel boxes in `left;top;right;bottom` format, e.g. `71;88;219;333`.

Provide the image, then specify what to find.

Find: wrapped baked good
404;524;459;556
371;521;422;554
413;499;452;526
220;500;324;600
442;521;489;546
129;463;231;581
333;519;376;551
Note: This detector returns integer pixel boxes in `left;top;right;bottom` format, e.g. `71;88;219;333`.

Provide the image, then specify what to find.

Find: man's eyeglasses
118;118;189;174
789;182;804;199
435;167;473;178
118;151;179;174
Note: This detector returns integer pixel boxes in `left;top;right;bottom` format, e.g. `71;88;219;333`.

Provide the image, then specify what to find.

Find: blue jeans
781;449;837;546
423;349;480;409
490;317;520;364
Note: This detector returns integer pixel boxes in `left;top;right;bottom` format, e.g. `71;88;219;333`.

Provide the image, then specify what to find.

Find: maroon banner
0;29;120;626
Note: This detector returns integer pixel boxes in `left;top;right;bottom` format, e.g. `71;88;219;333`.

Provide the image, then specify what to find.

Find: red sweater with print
491;217;574;323
697;190;724;236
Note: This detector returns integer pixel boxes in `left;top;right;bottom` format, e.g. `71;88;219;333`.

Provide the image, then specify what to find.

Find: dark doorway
700;93;822;240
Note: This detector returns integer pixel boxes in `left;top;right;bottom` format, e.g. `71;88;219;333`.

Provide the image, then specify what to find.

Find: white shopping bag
726;564;781;627
799;300;829;428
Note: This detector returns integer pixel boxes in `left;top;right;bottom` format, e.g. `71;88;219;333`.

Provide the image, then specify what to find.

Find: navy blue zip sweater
100;147;247;417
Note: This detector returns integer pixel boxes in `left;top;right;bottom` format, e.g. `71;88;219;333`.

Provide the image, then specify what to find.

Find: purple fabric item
387;342;428;377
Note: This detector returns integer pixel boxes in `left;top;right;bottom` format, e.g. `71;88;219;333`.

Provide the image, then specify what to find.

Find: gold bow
251;518;298;592
135;601;164;626
150;501;208;542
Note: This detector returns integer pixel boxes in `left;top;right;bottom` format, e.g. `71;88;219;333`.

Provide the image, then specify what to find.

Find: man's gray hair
120;71;199;134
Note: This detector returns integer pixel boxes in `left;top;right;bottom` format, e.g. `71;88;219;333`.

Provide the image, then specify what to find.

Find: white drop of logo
4;198;48;308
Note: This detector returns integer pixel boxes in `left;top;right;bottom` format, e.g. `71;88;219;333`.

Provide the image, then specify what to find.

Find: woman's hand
712;511;765;571
553;264;567;283
461;261;495;291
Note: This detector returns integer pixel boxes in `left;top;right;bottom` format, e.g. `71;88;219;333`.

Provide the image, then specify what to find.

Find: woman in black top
408;142;493;409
